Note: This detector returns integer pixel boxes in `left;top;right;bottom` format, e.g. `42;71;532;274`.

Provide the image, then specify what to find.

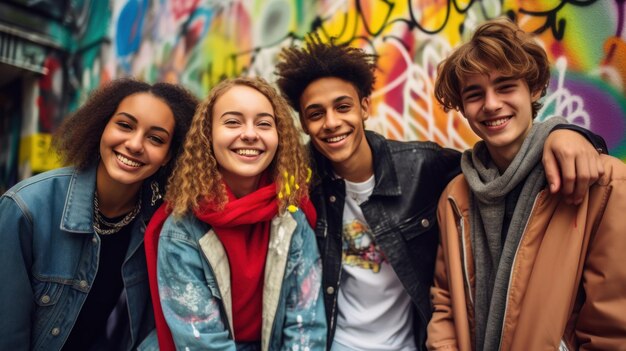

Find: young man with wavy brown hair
428;18;626;350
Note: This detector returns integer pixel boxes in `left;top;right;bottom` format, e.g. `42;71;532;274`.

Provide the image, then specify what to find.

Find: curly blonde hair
166;77;310;217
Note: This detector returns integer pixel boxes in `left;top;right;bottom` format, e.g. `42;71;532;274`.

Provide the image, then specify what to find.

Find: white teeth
236;149;260;156
116;153;142;167
326;134;347;143
484;117;510;127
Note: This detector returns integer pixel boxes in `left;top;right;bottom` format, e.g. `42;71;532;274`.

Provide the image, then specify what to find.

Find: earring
151;180;162;206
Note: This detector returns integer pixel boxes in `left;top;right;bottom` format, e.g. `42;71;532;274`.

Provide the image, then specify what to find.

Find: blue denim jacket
0;166;155;351
157;209;327;351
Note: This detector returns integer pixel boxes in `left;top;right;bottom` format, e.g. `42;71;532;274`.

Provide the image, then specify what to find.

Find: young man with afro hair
275;34;607;351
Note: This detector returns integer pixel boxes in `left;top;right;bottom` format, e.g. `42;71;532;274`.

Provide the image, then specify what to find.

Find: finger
559;154;577;201
597;154;605;178
571;155;591;205
542;150;560;194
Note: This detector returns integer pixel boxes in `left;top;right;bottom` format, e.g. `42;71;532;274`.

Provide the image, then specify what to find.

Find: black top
62;215;134;351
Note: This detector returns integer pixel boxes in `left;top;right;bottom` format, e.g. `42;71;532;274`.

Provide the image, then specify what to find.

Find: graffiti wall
103;0;626;159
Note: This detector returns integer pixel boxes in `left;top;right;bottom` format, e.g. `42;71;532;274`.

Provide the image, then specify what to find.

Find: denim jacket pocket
31;276;70;336
399;204;437;241
33;277;65;307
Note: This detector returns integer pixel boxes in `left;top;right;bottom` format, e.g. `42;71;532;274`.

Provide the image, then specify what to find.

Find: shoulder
1;167;76;212
439;174;470;207
160;213;210;243
272;209;315;245
382;137;462;164
3;167;75;198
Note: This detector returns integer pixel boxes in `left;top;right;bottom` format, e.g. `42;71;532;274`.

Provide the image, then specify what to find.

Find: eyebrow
220;111;275;119
303;95;354;112
116;112;171;136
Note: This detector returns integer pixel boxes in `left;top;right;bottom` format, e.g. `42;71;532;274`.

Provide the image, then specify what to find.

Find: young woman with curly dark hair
0;78;198;351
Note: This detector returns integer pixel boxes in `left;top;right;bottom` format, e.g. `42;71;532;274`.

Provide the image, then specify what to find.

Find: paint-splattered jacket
157;209;327;351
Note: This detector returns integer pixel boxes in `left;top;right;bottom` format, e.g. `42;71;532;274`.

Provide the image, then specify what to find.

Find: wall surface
100;0;626;159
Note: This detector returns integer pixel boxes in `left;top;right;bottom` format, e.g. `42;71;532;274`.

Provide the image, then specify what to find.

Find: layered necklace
93;191;142;235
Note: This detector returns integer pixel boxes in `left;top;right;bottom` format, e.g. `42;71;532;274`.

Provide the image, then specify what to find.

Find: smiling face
98;93;174;190
299;77;372;181
461;71;541;171
211;85;278;196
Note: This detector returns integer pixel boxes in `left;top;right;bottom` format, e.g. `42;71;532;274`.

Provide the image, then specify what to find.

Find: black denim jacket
310;130;461;350
309;127;606;350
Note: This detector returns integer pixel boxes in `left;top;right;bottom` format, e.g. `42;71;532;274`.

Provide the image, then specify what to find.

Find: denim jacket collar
60;166;150;242
310;130;401;197
61;166;97;234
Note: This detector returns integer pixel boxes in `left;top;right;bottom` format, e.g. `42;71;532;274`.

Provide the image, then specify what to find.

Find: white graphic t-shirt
332;175;416;351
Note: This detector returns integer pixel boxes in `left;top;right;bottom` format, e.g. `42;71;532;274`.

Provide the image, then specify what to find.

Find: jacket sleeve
426;189;460;351
0;195;34;351
281;211;327;351
576;168;626;349
551;123;608;154
157;222;236;351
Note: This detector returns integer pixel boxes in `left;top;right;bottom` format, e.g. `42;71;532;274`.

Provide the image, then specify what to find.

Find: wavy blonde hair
166;77;310;217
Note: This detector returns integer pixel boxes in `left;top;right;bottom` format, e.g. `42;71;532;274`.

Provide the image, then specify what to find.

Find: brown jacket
427;155;626;351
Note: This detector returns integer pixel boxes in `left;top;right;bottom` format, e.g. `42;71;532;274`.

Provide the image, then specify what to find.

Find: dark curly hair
435;18;550;118
53;78;199;192
275;33;377;113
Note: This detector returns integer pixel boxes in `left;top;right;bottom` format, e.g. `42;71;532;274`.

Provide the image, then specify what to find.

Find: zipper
497;191;544;350
449;196;473;304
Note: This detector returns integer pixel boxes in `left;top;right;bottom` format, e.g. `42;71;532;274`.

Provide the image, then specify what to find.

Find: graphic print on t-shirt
342;219;385;273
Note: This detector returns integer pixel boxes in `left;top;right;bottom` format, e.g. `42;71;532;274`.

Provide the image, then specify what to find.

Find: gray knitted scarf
461;117;566;351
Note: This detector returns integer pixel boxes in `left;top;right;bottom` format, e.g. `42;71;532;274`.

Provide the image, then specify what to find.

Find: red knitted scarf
194;180;278;342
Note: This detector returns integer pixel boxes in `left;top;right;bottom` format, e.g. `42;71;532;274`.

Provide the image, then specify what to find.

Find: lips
324;132;350;143
483;116;511;127
115;152;144;167
234;148;262;156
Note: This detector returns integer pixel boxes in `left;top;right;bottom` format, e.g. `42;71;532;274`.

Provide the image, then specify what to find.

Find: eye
308;111;323;120
224;119;241;126
463;93;482;102
257;119;274;128
336;104;351;112
116;121;132;130
148;135;166;145
498;84;517;93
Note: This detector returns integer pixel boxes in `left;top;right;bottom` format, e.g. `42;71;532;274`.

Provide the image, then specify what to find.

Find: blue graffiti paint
116;0;148;57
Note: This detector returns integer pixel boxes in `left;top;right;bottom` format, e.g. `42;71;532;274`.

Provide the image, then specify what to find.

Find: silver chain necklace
93;191;141;235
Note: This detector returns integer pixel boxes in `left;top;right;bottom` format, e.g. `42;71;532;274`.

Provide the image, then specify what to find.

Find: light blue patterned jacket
157;208;327;351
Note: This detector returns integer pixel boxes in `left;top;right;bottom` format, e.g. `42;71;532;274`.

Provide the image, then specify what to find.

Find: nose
240;123;259;142
125;133;144;154
483;89;502;114
323;110;341;130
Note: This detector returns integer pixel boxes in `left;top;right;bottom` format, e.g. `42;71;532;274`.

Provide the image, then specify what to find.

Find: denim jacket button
40;295;50;304
421;218;430;228
79;280;89;289
329;196;336;203
326;286;335;295
51;327;60;336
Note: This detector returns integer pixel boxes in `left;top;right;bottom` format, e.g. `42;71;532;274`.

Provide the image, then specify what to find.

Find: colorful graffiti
102;0;626;159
